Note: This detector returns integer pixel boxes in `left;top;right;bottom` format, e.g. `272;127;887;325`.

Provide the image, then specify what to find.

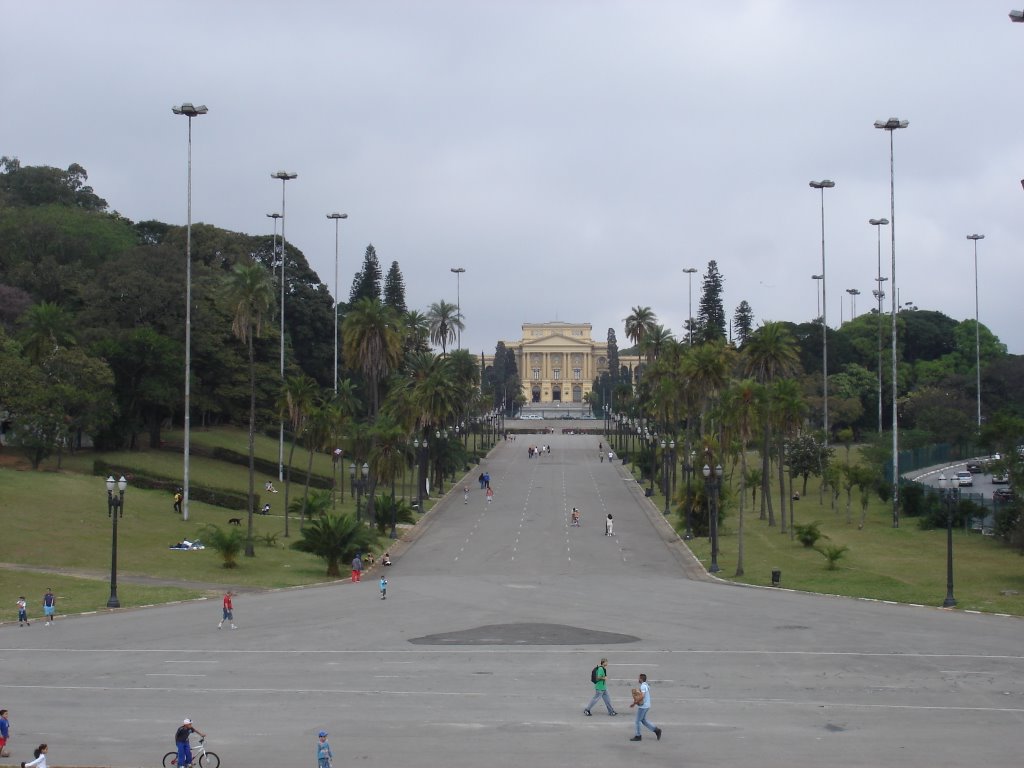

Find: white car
956;470;973;487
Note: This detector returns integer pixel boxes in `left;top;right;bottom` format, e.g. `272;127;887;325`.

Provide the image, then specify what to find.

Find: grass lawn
674;476;1024;615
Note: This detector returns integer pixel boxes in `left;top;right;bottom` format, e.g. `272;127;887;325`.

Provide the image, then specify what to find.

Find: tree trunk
245;334;256;558
776;432;787;534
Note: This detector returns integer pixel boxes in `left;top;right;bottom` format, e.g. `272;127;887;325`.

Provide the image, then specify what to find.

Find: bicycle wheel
199;750;220;768
162;752;178;767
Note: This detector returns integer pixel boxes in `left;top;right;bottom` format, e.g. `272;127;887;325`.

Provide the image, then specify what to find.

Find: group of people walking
0;709;50;767
15;588;56;627
584;659;662;742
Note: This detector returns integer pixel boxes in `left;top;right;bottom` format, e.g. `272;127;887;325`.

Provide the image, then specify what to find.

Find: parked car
956;470;974;487
992;471;1010;485
993;487;1015;503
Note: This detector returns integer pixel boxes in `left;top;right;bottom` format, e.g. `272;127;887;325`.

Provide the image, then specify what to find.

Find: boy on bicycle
175;718;205;768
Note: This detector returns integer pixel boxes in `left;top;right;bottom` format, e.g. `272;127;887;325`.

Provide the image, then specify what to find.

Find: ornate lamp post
937;474;958;608
105;475;127;608
702;461;723;573
683;450;695;540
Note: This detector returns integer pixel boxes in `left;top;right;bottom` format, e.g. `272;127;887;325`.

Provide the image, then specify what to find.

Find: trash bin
771;569;781;587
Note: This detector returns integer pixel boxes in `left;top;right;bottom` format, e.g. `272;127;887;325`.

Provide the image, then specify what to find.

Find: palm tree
279;375;318;538
770;378;807;537
743;322;801;527
624;306;657;356
18;301;76;364
342;297;402;417
427;300;462;357
368;415;411;536
403;309;432;357
200;524;245;569
639;323;675;364
290;505;374;577
722;379;762;577
224;262;275;557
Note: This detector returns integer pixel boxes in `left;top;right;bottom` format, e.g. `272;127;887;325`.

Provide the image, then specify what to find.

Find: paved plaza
1;431;1021;767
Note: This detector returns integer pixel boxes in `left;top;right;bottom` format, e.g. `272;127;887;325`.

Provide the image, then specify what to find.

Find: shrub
200;524;245;569
817;544;849;570
793;521;825;548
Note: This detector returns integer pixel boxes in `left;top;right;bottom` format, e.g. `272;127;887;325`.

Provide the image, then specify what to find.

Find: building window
532;368;541;380
553;368;561;380
573;368;581;380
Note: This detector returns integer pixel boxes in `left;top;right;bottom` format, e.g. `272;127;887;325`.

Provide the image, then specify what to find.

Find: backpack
590;666;601;684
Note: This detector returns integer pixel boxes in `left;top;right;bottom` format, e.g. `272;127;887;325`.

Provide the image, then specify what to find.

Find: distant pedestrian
218;591;236;629
17;597;29;626
600;452;604;463
486;487;494;504
351;554;363;582
605;514;614;536
379;576;388;600
316;731;333;768
173;489;182;514
629;673;661;742
464;485;469;504
571;508;580;527
0;709;10;757
21;743;48;768
583;658;617;717
483;472;491;489
478;472;485;490
42;588;55;626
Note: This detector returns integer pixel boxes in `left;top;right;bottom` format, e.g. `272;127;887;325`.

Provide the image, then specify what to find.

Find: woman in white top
23;743;48;768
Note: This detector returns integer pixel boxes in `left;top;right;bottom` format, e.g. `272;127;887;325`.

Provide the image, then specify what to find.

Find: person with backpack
583;657;617;716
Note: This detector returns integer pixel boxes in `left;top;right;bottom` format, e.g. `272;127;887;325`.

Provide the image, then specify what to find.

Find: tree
279;375;319;538
383;261;407;315
696;261;727;343
770;378;806;536
290;506;374;577
17;301;76;364
0;157;108;211
722;378;762;576
224;262;276;558
733;301;755;348
349;244;383;303
427;300;462;357
342;298;402;418
624;306;657;354
200;524;245;569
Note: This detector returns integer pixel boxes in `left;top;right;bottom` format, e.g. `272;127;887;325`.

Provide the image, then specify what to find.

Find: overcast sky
6;1;1024;355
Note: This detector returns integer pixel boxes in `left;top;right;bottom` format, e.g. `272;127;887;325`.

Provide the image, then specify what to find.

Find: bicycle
163;737;220;768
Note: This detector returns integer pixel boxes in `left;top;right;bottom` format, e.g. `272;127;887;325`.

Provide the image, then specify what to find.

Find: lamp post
811;274;823;320
171;102;207;522
105;475;127;609
683;449;695;540
937;474;958;608
683;267;698;344
874;117;908;528
351;462;369;522
450;267;466;350
327;213;349;393
809;179;835;444
846;288;860;321
412;437;425;512
702;462;722;573
271;171;298;483
870;218;889;434
967;234;985;429
660;438;676;515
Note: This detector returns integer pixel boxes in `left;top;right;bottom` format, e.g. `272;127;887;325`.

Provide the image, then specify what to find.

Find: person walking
173;489;182;514
629;673;661;742
583;658;617;716
218;591;236;629
351;553;363;582
0;709;10;757
174;719;205;768
379;576;388;600
464;485;469;504
605;514;614;536
17;597;29;626
42;588;55;626
316;730;333;768
21;743;48;768
485;487;494;504
571;507;580;527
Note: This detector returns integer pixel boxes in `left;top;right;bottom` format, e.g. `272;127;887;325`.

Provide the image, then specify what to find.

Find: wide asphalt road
1;432;1021;768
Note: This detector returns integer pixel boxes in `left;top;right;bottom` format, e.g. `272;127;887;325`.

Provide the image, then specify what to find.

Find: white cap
183;718;192;725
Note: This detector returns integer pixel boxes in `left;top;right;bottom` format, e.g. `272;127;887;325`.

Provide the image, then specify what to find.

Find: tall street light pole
327;213;349;393
875;117;908;528
171;103;207;522
809;180;835;444
450;267;465;350
811;275;823;319
967;234;985;429
846;288;860;321
870;218;889;434
271;171;297;482
105;475;127;609
683;267;698;344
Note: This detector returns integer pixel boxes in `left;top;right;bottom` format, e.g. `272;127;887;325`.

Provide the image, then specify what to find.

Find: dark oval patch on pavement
409;622;640;645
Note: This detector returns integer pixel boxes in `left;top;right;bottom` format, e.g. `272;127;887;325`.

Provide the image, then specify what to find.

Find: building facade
499;321;637;404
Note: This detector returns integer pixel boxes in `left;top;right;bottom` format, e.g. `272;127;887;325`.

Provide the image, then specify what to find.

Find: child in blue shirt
317;730;332;768
379;576;388;600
